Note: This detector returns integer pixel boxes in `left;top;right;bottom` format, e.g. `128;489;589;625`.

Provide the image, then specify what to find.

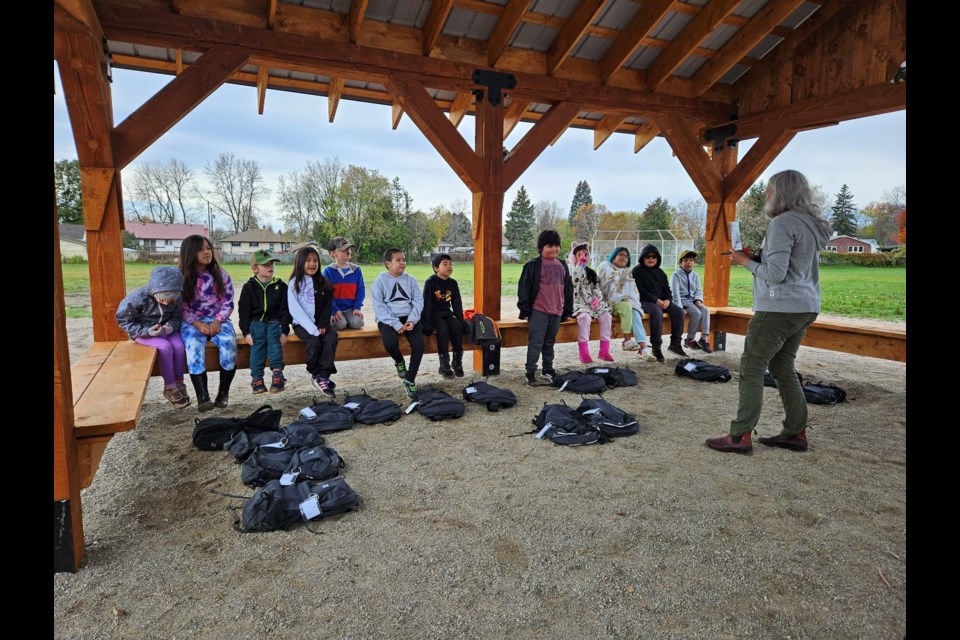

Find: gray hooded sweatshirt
115;266;184;339
746;210;830;313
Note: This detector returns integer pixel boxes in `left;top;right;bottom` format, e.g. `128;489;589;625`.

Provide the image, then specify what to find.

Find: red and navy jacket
322;261;366;315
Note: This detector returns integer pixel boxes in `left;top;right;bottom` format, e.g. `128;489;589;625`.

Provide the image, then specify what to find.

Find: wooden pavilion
54;0;906;571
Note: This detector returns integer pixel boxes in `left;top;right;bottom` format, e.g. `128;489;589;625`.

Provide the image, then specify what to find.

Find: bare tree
126;158;198;224
534;199;564;237
203;152;268;234
277;158;345;241
673;198;707;254
572;203;607;242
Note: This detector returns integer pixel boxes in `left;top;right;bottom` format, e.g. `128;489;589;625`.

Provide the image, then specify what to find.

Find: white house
125;222;209;253
220;229;291;255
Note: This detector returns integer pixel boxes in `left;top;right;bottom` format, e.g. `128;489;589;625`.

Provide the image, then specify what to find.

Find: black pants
293;324;338;379
525;310;561;373
432;314;463;355
378;318;424;381
640;300;685;347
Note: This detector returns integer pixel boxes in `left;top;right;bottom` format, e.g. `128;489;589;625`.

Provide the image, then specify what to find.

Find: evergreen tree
639;197;674;230
54;159;84;224
506;186;536;261
830;184;858;236
568;180;593;224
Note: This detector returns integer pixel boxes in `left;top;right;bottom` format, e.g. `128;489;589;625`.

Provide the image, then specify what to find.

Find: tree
391;176;413;217
505;186;536;261
533;199;564;237
860;185;905;246
54;159;84;224
122;230;140;250
126;158;198;224
572;202;607;244
639;197;675;230
597;210;641;232
736;180;768;251
203;152;268;234
405;210;439;262
673;198;707;256
897;208;906;244
278;158;344;241
830;184;858;236
568;180;593;224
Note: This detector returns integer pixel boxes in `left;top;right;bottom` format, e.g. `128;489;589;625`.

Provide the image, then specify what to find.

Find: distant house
60;237;87;260
60;223;86;243
220;229;291;255
125;222;209;253
825;235;875;254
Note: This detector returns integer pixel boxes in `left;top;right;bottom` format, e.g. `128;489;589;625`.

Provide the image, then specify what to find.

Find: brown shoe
705;431;753;453
162;386;190;410
759;429;808;451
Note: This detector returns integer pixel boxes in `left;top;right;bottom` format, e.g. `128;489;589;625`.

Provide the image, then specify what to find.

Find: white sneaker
621;338;640;351
638;347;657;362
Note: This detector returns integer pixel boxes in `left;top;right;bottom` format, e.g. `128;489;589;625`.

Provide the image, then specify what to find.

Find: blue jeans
249;320;285;381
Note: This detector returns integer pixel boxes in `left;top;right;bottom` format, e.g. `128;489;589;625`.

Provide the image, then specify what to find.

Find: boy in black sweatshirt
239;249;292;393
421;253;466;378
630;244;686;363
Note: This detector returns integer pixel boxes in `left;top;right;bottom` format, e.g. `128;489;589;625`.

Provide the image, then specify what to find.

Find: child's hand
396;324;405;334
209;319;222;335
403;322;414;332
280;334;288;346
354;310;364;319
695;300;703;308
193;321;210;335
656;299;669;310
162;324;174;336
333;311;343;322
318;327;326;336
244;334;254;346
589;297;600;310
147;324;163;337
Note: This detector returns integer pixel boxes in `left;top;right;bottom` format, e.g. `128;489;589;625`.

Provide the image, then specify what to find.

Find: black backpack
575;398;639;438
530;403;608;446
802;381;847;405
281;445;345;484
226;422;326;462
241;446;298;487
464;312;501;345
674;358;732;383
763;370;804;388
585;366;638;388
551;371;608;394
237;477;358;533
285;401;355;433
341;392;403;425
192;405;283;451
462;381;518;412
416;388;466;421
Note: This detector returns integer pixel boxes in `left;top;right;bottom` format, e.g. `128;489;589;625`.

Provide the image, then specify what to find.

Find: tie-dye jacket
181;270;235;324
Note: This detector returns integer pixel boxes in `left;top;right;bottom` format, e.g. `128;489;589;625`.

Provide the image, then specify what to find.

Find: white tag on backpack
280;470;299;486
405;401;420;414
343;402;360;410
262;440;285;449
684;362;697;372
581;408;602;415
299;495;321;520
594;368;609;374
535;423;553;439
299;407;318;420
465;386;477;394
559;381;570;392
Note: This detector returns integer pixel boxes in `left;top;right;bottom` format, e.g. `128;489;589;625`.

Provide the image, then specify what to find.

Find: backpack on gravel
285;400;355;433
192;404;283;451
529;403;608;446
341;391;403;425
461;381;518;412
801;381;847;405
584;366;638;388
574;398;639;438
674;358;732;383
226;422;326;462
550;370;608;395
415;388;466;421
236;477;358;533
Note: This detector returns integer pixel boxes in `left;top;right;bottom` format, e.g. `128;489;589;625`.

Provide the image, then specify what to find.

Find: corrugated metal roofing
719;62;751;84
624;116;646;125
783;1;821;29
748;34;783;60
701;23;740;51
624;46;661;71
594;0;641;30
529;0;579;21
510;22;559;52
650;11;693;40
579;111;605;121
674;54;708;78
433;89;458;102
732;0;767;20
289;0;351;13
572;35;614;62
366;0;429;27
442;7;499;40
680;0;710;7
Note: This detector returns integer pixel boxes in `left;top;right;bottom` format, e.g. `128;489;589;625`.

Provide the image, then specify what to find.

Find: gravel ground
54;308;907;640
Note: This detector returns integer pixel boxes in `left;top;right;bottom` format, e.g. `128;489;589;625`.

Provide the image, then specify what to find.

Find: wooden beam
487;0;532;67
256;64;268;114
646;0;740;89
328;76;344;123
704;142;737;308
599;0;673;84
54;0;104;40
504;101;582;190
546;0;608;76
175;48;183;74
634;120;660;153
384;74;483;192
448;91;474;128
473;91;506;333
79;167;115;231
267;0;277;29
113;47;250;170
691;0;806;97
348;0;368;44
503;99;530;140
723;129;796;202
593;114;628;150
422;0;453;55
391;98;404;129
658;115;723;202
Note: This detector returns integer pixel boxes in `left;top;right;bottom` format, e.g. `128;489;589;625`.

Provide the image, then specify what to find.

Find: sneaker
176;381;191;406
759;429;808;451
667;344;688;357
652;346;665;363
270;369;286;393
314;376;335;398
525;370;538;386
638;347;657;362
684;338;702;350
251;378;267;394
163;386;190;410
401;378;419;398
394;360;407;379
698;338;713;354
621;338;640;351
540;368;558;384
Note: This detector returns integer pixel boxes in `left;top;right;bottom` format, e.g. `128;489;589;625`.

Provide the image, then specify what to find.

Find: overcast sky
54;65;906;229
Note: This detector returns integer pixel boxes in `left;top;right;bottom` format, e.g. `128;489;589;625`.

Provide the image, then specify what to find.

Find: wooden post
703;141;738;308
54;190;84;572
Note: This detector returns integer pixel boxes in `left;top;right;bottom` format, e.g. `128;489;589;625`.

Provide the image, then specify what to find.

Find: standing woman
179;235;238;411
706;170;832;453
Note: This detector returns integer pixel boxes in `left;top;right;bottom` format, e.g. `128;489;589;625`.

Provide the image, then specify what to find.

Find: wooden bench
71;341;157;488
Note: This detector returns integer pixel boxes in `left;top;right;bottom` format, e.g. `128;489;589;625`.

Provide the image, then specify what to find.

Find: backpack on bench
192;404;283;451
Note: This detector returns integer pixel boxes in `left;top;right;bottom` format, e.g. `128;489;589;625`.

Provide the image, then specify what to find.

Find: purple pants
135;333;186;386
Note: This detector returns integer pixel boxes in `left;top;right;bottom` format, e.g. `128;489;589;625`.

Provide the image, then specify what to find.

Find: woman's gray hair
764;170;832;234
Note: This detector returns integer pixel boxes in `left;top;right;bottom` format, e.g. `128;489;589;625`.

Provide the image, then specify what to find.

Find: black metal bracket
703;123;738;152
471;70;517;107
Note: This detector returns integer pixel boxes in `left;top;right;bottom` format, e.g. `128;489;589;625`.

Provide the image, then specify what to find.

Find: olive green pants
730;311;818;437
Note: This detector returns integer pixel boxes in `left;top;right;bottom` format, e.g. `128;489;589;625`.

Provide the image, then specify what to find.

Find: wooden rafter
384;74;483;192
487;0;531;67
546;0;608;76
422;0;453;56
113;47;250;170
593;114;628;150
448;91;474;128
503;99;530;140
599;0;673;85
328;76;344;123
267;0;277;29
348;0;368;45
256;64;268;114
78;168;115;231
691;0;805;97
175;48;183;74
54;0;104;39
54;31;115;168
658;115;722;202
504;101;582;190
634;120;660;153
723;129;796;202
391;98;404;130
646;0;740;90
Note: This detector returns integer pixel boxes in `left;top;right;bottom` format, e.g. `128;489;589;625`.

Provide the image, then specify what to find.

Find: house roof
221;229;288;243
125;222;208;240
827;235;871;245
60;223;85;242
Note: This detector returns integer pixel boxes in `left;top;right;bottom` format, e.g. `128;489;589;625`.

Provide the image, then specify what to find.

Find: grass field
60;262;906;321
